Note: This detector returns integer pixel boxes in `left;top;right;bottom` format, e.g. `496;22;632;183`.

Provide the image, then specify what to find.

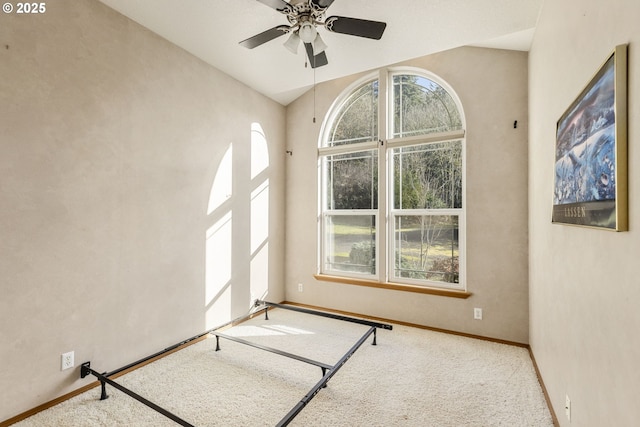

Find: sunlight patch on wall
251;123;269;179
250;242;269;304
250;123;270;305
205;212;232;329
204;123;273;326
205;212;232;303
206;284;231;330
208;145;233;215
250;180;269;253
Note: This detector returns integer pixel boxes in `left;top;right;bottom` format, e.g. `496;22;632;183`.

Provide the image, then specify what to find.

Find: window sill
313;274;472;299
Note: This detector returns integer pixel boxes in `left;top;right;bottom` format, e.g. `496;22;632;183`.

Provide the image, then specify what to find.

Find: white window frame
318;67;466;291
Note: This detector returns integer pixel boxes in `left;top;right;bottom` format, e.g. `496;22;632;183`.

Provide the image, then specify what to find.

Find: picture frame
552;44;628;231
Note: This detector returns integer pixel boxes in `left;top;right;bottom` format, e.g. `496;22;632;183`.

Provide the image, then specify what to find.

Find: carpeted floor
13;307;554;426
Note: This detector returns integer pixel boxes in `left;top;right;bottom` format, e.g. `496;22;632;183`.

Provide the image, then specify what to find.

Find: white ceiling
98;0;542;105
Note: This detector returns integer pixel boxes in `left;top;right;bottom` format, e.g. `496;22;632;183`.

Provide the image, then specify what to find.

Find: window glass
324;214;376;275
326;80;378;147
392;75;462;138
392;141;462;210
394;215;459;284
324;150;378;210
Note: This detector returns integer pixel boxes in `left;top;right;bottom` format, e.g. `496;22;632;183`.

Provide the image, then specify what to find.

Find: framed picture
552;44;628;231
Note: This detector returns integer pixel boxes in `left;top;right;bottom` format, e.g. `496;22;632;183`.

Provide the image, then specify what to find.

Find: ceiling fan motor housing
285;0;328;29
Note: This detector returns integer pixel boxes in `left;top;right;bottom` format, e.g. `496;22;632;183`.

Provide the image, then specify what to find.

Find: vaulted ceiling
99;0;542;105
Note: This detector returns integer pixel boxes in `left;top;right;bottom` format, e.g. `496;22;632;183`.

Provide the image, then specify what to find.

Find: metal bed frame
80;300;393;426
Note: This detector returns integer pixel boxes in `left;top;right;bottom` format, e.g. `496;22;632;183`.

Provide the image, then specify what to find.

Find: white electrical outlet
565;395;571;421
61;351;74;371
474;308;483;320
298;283;303;292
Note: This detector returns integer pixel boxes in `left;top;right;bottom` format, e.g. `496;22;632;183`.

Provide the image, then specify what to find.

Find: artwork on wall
552;44;628;231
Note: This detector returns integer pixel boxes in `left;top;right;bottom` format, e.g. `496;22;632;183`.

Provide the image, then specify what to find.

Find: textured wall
529;1;640;425
0;0;285;420
285;47;530;344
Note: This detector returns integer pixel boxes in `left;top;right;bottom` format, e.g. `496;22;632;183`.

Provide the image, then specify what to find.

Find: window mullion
377;68;388;282
318;140;378;157
386;129;466;149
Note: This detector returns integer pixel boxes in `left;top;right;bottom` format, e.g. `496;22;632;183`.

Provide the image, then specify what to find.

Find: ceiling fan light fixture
298;21;317;43
312;33;327;55
283;32;300;53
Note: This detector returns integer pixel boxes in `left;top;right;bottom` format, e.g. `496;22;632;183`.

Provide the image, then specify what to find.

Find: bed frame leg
100;378;109;400
265;309;269;321
81;362;110;400
215;335;221;351
320;367;327;388
372;328;377;346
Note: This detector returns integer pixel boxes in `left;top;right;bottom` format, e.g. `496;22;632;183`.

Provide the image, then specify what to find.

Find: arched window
319;68;465;290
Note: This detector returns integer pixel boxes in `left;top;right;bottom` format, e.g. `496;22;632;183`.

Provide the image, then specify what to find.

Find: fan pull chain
303;53;317;123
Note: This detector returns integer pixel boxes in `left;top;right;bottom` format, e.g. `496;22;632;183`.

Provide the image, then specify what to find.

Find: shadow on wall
204;123;271;329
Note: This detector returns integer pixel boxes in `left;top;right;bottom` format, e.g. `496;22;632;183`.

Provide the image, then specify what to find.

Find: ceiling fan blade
239;25;290;49
304;43;328;68
325;16;387;40
310;0;335;9
256;0;291;13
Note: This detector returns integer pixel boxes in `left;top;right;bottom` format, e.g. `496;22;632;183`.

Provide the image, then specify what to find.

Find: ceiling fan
239;0;387;68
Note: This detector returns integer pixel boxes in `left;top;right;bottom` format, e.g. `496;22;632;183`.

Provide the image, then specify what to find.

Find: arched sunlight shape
208;145;233;215
250;123;270;304
205;143;233;329
250;180;269;303
251;123;269;180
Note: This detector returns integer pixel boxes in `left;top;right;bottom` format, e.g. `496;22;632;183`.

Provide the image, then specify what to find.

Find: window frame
317;67;467;294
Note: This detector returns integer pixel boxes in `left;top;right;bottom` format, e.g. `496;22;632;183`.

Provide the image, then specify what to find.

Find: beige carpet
14;307;554;426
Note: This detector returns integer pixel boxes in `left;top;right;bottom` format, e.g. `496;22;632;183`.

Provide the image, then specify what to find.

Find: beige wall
11;1;639;424
529;1;640;425
0;0;286;421
285;47;530;344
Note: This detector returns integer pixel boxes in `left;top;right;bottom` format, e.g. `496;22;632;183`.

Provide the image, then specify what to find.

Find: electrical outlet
565;395;571;421
473;308;483;320
61;351;74;371
298;283;303;292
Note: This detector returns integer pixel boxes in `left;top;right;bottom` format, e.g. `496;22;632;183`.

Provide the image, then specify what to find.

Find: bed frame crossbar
276;325;378;427
80;301;392;426
213;332;333;371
